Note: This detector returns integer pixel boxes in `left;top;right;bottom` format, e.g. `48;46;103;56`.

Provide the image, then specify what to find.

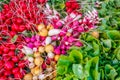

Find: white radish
51;42;57;46
45;37;52;45
29;62;35;69
21;46;33;55
33;47;37;52
33;76;38;80
47;52;55;59
38;74;45;80
48;29;61;36
28;57;34;62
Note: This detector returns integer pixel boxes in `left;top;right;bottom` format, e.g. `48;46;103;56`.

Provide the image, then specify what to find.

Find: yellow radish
34;57;43;66
47;24;54;30
37;23;45;31
34;52;40;57
31;66;42;76
54;55;60;61
38;28;48;37
24;73;33;80
38;46;45;53
45;45;54;53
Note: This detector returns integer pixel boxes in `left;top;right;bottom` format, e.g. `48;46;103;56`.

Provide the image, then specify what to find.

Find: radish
45;37;52;45
38;74;45;80
28;57;34;62
37;23;45;31
29;62;35;69
47;52;55;58
45;45;54;53
4;61;14;70
22;46;33;55
48;29;61;36
24;73;33;80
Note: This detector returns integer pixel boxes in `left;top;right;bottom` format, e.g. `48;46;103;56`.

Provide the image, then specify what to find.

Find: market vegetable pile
0;0;120;80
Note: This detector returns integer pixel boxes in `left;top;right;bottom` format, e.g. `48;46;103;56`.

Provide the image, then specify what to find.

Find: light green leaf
72;64;85;79
106;30;120;40
93;42;100;56
69;50;83;63
11;35;18;43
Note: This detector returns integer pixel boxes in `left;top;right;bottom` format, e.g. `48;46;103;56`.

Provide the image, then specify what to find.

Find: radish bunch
0;43;28;80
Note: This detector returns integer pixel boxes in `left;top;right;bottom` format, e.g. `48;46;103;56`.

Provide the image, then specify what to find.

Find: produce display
0;0;120;80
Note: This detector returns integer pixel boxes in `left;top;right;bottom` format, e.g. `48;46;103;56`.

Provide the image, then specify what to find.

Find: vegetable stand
0;0;120;80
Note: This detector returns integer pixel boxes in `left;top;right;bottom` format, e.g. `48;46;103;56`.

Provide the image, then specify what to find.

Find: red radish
4;61;14;70
46;58;51;65
19;25;26;32
8;51;15;56
0;51;2;55
14;72;23;78
0;60;4;69
10;31;16;37
11;24;19;31
4;70;11;76
42;62;47;70
10;44;16;50
16;18;23;24
3;55;11;61
12;56;19;62
0;76;7;80
18;60;26;68
18;52;24;58
12;67;20;74
3;47;9;53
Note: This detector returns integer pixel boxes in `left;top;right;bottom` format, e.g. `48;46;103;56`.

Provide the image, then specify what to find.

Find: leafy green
11;35;18;43
72;64;85;79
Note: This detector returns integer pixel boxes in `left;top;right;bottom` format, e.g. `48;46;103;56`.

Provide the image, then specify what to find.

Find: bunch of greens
56;49;100;80
98;0;120;30
56;0;120;80
56;29;120;80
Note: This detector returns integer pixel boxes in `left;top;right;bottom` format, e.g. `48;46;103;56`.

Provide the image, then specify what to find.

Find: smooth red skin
3;55;11;62
18;53;24;58
42;62;47;70
16;18;23;24
19;25;26;32
4;70;12;76
0;37;2;41
10;44;16;50
11;24;19;32
12;67;20;74
8;51;15;56
0;51;2;55
0;60;4;69
38;0;47;3
4;61;14;70
0;46;4;51
14;72;23;78
18;60;26;68
3;47;9;53
10;31;16;37
46;58;51;65
0;76;7;80
12;56;19;62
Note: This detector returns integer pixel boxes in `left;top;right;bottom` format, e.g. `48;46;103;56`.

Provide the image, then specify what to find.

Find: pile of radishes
0;0;99;79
